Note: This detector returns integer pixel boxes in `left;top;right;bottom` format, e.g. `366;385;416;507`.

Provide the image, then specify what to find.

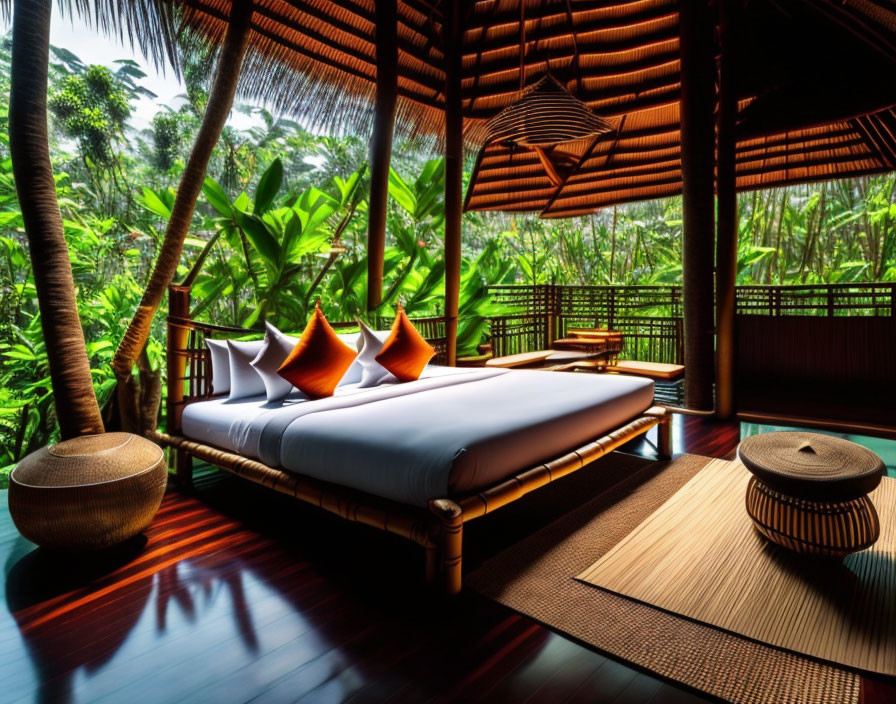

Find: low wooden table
551;336;615;354
737;432;885;558
485;350;554;368
485;349;605;369
606;360;684;380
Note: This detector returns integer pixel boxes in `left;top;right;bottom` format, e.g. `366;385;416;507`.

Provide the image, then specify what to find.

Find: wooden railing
487;284;685;363
736;283;896;317
485;283;895;364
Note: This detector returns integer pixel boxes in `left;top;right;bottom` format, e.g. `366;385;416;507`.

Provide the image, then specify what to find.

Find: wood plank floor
1;416;892;704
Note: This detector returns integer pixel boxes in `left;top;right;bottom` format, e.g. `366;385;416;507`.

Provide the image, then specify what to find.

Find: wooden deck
1;416;893;703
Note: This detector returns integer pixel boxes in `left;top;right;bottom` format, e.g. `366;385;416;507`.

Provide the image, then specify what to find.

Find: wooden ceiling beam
463;2;676;39
366;0;398;312
289;2;436;58
463;13;677;59
460;43;679;87
542;183;684;216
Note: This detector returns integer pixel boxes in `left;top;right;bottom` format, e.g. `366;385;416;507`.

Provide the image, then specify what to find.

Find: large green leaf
294;186;338;233
137;187;172;220
202;177;234;217
254;158;283;215
237;212;281;268
388;167;417;214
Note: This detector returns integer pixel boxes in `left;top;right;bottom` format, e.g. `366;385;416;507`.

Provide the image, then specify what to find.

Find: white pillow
206;339;231;395
250;322;301;401
226;339;266;400
336;331;361;349
352;321;397;387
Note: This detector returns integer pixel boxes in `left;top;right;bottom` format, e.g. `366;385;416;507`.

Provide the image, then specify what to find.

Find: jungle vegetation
1;37;895;482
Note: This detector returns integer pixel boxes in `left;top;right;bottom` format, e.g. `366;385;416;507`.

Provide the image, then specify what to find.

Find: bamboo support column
430;499;463;595
679;0;717;411
715;0;738;419
443;0;463;366
167;286;193;485
366;0;398;311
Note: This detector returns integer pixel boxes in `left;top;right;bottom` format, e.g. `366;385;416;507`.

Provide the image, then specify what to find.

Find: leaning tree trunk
8;0;104;440
111;0;254;433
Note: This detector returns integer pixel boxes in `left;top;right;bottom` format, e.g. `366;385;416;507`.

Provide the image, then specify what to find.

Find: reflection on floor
0;414;893;704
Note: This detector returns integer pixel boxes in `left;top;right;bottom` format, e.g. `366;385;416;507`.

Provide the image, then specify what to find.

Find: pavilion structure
115;0;896;417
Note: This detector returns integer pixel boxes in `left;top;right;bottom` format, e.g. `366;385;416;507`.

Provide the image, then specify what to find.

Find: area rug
577;458;896;677
466;453;863;704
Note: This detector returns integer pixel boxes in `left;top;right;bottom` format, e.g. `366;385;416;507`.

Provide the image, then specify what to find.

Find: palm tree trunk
8;0;104;440
111;0;254;432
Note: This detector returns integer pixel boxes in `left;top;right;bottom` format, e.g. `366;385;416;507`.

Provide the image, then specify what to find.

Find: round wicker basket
9;432;166;550
745;476;880;559
737;432;884;501
738;432;885;558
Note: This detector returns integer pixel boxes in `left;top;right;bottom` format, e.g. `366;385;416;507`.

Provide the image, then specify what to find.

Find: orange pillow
375;305;435;382
277;303;357;399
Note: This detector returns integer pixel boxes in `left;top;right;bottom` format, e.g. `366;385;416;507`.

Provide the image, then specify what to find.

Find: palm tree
8;0;104;439
112;0;254;433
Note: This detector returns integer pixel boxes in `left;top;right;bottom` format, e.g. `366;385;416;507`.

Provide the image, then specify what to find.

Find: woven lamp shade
486;76;615;148
9;432;167;550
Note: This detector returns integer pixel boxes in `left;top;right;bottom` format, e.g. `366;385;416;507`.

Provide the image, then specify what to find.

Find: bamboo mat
578;458;896;677
466;453;864;704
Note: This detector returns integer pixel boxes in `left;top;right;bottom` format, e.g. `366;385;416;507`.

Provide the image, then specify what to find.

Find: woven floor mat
466;453;863;704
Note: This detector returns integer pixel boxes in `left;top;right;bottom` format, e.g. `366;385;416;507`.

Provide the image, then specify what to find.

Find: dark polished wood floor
1;417;892;704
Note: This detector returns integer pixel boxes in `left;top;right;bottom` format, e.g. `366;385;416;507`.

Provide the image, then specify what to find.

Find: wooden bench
485;350;555;368
606;360;685;406
485;349;609;369
606;360;684;380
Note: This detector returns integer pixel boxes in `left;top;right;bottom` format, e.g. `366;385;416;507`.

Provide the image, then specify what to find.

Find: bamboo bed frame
154;285;672;594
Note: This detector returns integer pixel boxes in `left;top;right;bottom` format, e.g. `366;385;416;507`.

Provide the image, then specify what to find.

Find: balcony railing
486;283;896;365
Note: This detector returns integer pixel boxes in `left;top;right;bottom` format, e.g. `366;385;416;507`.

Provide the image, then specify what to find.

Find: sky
1;9;258;131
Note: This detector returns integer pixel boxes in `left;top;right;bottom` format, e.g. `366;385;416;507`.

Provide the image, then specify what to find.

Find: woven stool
738;432;885;558
9;432;167;550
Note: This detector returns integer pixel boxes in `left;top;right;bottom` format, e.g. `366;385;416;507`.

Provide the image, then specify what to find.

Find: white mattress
182;367;654;507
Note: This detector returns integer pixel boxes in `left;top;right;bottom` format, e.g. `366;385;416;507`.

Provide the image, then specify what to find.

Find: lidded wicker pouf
9;432;166;550
738;432;885;559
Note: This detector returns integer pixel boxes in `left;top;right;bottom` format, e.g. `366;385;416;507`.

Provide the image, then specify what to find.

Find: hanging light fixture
483;76;615;187
486;75;614;148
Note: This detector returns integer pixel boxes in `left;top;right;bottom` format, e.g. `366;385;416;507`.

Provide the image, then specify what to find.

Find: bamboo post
366;0;398;311
715;0;738;419
112;0;253;435
430;499;463;595
545;284;557;347
443;0;463;366
167;286;193;485
679;0;716;411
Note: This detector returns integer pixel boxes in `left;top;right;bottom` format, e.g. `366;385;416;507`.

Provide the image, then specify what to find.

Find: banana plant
373;158;446;315
191;159;367;330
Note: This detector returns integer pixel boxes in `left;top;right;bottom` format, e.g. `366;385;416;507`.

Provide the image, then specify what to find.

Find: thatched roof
21;0;896;215
465;1;896;216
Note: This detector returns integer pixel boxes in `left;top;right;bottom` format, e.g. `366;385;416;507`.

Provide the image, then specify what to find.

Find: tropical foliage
1;37;895;484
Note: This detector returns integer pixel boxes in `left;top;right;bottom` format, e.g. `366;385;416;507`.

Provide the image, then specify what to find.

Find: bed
154;285;671;593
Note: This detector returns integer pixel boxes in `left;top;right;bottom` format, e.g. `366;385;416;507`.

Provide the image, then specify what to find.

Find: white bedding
182;367;654;507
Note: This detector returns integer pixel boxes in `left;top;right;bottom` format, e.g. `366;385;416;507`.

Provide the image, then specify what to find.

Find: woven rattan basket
9;432;166;550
